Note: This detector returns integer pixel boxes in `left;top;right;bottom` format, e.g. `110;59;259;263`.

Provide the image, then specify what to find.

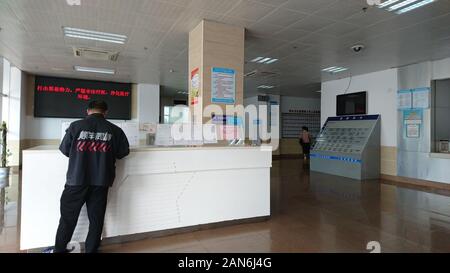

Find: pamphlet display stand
310;115;381;180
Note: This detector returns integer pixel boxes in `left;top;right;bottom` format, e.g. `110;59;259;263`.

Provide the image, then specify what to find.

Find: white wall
281;96;321;113
137;84;160;124
2;58;11;124
0;58;3;123
321;69;398;147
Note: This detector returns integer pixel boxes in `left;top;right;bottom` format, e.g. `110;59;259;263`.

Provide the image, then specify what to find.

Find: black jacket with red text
59;113;130;187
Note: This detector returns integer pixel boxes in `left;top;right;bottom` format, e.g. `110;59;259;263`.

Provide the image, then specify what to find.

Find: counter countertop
24;145;273;153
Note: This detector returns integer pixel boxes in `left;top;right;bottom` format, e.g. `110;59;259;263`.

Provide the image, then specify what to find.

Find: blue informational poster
211;67;236;104
411;87;430;109
403;109;423;138
397;89;412;109
397;87;430;110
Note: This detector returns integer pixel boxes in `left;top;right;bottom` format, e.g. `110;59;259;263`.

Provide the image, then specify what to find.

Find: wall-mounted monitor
34;76;132;120
336;91;367;116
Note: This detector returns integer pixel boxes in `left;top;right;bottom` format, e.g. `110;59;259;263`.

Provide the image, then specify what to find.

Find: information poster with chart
282;110;321;139
211;67;236;104
403;109;423;138
397;89;412;109
397;87;430;109
412;87;430;109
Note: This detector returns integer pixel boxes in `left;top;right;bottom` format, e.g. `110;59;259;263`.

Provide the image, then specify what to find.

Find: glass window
163;106;190;124
432;79;450;153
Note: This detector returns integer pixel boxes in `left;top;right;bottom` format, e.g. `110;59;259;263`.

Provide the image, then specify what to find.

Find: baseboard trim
381;174;450;192
273;154;303;160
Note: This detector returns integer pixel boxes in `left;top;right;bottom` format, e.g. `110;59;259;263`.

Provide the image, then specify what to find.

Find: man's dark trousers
54;185;109;253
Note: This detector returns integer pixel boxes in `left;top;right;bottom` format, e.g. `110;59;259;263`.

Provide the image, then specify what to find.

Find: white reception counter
20;145;272;250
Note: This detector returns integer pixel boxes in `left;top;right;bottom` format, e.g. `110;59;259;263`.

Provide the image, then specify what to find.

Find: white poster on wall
397;90;412;109
121;122;139;147
412;87;430;109
155;124;174;146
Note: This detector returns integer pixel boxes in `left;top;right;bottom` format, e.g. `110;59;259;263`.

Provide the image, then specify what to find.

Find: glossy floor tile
2;159;450;253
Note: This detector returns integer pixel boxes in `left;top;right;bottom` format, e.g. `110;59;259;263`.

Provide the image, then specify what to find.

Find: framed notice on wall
211;67;236;104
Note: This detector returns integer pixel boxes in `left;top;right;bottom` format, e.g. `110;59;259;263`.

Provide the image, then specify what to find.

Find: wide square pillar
188;20;245;124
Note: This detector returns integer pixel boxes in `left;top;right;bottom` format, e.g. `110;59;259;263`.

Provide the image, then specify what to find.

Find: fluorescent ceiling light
258;57;272;63
322;66;348;74
63;27;127;44
377;0;400;8
332;68;349;73
74;66;115;74
265;59;279;64
258;85;275;89
388;0;420;11
251;57;278;64
251;57;264;62
396;0;434;13
322;66;337;72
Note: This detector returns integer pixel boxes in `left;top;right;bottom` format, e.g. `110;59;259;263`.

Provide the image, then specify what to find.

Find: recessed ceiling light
377;0;400;8
388;0;420;11
376;0;434;14
258;85;275;89
265;59;279;64
250;57;278;64
63;27;127;44
66;0;81;6
258;57;272;63
251;57;264;62
322;66;348;74
74;66;115;75
396;0;434;14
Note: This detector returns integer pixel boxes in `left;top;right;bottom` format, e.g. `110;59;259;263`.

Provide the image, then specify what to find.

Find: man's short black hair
302;126;309;131
88;100;108;113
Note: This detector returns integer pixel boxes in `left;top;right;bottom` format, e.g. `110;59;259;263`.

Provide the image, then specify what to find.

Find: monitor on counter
34;76;132;120
336;91;367;116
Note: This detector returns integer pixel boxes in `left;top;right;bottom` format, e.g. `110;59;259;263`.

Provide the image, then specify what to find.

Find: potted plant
0;122;11;189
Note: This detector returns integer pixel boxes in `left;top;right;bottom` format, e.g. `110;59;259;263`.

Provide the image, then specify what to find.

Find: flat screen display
34;76;132;120
336;91;367;116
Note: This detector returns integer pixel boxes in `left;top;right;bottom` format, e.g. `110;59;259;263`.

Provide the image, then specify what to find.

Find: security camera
351;44;365;53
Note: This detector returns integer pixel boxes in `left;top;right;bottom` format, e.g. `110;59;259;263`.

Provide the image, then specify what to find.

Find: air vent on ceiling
244;69;279;79
73;47;119;62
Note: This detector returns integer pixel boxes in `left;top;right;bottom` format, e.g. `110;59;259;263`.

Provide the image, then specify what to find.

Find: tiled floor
2;159;450;253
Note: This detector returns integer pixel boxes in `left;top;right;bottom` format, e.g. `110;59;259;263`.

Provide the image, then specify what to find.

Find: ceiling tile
317;21;361;37
268;42;311;59
290;15;336;32
187;0;241;13
140;0;186;19
314;0;367;21
283;0;338;13
225;0;274;21
252;0;289;7
247;22;284;37
345;6;395;27
271;28;311;41
258;8;308;27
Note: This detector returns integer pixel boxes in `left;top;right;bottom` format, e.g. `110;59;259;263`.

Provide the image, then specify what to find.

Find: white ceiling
1;0;450;98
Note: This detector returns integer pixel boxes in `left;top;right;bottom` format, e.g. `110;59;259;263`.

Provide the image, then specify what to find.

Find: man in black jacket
53;100;130;253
